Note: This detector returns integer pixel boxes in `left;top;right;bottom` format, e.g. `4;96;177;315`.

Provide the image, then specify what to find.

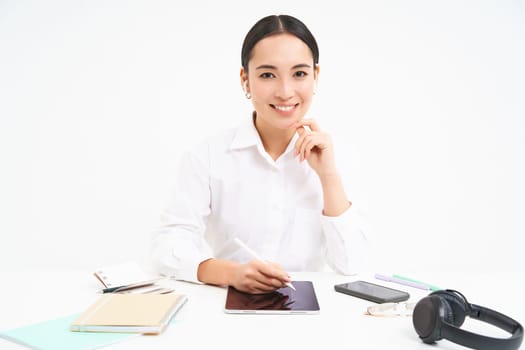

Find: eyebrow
255;63;312;70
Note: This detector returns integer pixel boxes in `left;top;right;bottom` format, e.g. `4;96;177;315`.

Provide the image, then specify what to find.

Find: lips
271;104;298;112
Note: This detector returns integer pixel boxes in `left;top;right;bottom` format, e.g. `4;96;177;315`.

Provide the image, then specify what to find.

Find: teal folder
0;314;137;350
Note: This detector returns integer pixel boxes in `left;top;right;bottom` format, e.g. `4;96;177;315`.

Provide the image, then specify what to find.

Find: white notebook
94;261;173;294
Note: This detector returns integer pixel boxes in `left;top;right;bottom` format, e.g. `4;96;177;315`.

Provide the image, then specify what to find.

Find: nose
275;78;294;100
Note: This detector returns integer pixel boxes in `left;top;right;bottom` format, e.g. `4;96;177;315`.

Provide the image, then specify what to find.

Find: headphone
412;289;523;350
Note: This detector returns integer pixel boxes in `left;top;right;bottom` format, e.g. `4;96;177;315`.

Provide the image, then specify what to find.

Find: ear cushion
413;296;442;343
430;290;468;327
440;296;455;325
413;291;469;344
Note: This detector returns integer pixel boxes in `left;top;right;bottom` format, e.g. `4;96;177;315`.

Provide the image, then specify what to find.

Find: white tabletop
0;268;523;349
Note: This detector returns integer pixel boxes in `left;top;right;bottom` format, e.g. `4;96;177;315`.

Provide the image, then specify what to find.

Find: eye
294;71;308;78
259;72;275;79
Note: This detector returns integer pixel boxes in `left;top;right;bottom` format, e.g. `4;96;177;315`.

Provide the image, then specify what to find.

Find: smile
271;104;298;112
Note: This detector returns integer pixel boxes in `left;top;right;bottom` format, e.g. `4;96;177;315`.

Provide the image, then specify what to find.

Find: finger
294;126;308;157
296;118;321;132
257;262;288;281
266;263;291;286
253;276;285;292
250;280;280;293
267;276;287;288
268;262;284;271
303;131;331;156
257;263;290;288
299;133;317;161
242;268;280;292
244;263;283;290
253;270;285;288
302;135;327;160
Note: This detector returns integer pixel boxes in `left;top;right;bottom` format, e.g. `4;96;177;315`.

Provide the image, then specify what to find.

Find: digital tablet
224;281;320;314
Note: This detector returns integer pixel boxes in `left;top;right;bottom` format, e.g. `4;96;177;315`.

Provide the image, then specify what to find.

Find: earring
243;80;251;99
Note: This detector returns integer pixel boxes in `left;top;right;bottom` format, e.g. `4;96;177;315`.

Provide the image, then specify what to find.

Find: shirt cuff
320;203;369;275
321;203;361;234
151;234;213;284
173;250;214;284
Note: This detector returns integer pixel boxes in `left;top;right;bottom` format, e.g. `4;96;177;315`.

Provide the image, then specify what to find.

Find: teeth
274;105;295;111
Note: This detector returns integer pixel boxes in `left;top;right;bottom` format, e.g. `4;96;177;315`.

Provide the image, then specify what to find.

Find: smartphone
334;280;410;303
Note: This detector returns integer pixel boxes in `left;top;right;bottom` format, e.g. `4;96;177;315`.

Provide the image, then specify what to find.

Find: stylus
233;237;296;290
374;273;430;291
391;274;441;292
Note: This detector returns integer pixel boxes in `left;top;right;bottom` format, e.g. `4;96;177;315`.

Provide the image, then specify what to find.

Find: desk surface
0;268;523;350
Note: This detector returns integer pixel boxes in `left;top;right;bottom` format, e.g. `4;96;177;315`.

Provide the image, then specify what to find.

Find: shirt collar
229;113;300;159
229;114;261;151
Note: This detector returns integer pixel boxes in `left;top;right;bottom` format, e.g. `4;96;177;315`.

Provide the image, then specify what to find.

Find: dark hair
241;15;319;72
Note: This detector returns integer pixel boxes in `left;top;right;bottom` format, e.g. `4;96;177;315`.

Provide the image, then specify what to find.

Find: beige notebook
71;293;188;334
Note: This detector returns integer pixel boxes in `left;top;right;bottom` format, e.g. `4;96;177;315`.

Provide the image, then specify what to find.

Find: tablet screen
224;281;320;314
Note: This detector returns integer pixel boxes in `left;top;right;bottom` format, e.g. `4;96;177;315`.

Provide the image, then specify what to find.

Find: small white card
94;261;151;289
93;261;175;294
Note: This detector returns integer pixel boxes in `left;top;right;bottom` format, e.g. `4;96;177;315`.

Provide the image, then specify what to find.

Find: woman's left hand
293;119;337;177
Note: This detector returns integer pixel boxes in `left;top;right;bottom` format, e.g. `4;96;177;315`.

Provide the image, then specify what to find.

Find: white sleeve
150;145;214;283
321;204;370;275
320;133;370;275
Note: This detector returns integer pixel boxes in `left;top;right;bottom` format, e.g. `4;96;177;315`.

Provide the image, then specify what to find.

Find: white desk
0;269;523;349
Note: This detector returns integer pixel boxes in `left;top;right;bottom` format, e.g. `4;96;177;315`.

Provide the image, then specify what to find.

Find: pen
233;237;296;291
102;286;122;293
392;274;441;292
101;278;164;294
374;273;430;291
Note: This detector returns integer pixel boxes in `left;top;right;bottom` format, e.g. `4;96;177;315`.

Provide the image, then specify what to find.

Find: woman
151;14;368;294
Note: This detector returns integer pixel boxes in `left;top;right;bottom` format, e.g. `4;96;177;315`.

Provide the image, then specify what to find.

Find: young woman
151;14;368;294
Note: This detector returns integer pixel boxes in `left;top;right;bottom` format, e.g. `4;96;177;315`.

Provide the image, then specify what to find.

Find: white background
1;0;524;276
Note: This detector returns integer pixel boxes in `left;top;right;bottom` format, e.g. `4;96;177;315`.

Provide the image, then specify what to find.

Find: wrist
318;171;341;184
225;260;242;286
198;258;241;287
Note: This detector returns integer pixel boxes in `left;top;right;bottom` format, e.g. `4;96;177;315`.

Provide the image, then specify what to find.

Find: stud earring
243;80;251;99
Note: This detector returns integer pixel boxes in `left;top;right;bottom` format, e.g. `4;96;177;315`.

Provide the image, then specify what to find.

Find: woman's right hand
230;260;291;294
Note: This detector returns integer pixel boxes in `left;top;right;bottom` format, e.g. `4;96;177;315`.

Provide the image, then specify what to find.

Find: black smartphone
334;280;410;303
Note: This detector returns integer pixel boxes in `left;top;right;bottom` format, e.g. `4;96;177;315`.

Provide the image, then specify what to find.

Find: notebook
71;293;188;334
94;261;150;288
0;314;137;350
224;280;320;314
93;261;173;294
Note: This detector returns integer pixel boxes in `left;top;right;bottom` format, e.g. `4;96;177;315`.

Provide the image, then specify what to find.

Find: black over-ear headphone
413;289;523;350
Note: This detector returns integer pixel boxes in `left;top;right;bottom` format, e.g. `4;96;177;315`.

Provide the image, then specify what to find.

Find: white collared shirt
151;118;368;283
